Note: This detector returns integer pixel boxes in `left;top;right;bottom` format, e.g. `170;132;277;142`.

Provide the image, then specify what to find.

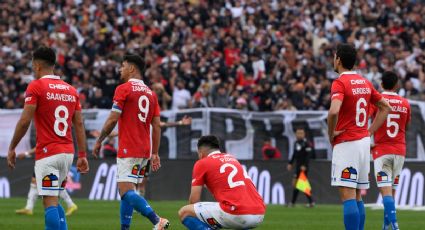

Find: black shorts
293;167;308;179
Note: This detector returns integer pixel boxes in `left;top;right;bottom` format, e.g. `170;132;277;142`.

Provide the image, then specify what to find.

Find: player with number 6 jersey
369;71;410;230
328;44;391;230
93;54;169;230
178;135;265;230
7;46;89;230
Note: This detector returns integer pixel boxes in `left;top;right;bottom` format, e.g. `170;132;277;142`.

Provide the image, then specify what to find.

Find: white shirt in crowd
172;88;191;110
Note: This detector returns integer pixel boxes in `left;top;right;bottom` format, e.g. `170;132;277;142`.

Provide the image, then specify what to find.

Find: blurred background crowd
1;0;424;111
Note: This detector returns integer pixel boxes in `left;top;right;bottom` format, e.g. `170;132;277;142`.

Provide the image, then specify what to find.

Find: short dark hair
336;43;357;70
197;135;220;150
123;54;145;73
32;46;56;66
381;71;399;90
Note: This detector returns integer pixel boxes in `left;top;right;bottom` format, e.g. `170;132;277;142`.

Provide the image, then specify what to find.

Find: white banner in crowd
0;100;424;160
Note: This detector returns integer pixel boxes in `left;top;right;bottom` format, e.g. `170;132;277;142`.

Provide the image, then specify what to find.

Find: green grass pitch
0;198;424;229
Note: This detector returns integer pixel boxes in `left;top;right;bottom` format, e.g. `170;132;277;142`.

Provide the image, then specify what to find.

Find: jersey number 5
386;114;400;138
138;95;150;123
54;105;69;137
356;98;367;127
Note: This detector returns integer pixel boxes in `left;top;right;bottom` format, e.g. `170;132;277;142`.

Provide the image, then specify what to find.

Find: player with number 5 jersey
369;71;410;230
328;44;391;230
7;46;89;230
178;135;265;230
93;54;169;230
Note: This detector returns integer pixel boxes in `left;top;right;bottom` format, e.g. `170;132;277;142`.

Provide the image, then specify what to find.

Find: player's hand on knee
77;157;89;174
7;149;16;170
151;154;161;172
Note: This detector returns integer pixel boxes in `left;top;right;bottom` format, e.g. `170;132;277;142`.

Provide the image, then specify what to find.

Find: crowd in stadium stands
1;0;425;111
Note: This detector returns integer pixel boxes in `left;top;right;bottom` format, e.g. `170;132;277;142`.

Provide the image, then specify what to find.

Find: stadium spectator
1;0;425;111
262;137;282;160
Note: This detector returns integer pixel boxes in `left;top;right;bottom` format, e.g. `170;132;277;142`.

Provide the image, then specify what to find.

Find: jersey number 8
54;105;69;137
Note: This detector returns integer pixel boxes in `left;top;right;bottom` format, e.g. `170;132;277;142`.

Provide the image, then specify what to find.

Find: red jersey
112;79;160;158
330;71;382;145
370;92;410;159
24;75;81;160
191;152;266;215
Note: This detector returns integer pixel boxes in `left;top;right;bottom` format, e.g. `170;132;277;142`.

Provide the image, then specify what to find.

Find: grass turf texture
0;198;424;229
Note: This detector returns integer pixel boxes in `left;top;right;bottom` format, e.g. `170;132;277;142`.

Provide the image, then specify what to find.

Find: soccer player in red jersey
93;54;169;230
7;46;89;230
178;135;266;229
328;44;391;230
370;71;410;230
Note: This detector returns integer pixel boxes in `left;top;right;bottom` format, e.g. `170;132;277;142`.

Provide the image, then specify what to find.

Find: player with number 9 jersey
25;75;81;160
112;78;160;159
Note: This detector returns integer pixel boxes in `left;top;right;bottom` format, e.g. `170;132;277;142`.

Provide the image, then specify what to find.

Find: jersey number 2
138;95;150;123
54;105;69;137
220;163;245;188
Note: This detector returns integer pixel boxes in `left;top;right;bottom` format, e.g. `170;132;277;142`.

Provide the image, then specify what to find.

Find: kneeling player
178;135;266;229
370;71;410;230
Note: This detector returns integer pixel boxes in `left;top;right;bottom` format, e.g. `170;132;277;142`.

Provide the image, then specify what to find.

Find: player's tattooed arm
98;112;120;143
369;98;391;135
93;112;120;158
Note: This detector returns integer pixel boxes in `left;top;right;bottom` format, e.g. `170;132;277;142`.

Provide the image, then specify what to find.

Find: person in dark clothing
262;137;282;160
287;128;315;207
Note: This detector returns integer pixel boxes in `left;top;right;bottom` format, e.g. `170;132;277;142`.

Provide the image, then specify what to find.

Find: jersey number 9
138;95;150;123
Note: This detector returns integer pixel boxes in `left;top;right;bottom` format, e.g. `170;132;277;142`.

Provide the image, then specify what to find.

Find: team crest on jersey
341;167;357;181
206;218;222;229
394;175;400;185
131;165;140;175
42;173;59;188
377;171;389;182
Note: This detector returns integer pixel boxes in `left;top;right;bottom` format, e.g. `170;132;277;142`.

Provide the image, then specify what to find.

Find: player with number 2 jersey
178;135;265;230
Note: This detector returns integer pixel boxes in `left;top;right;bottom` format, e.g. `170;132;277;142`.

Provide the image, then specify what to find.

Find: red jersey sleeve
112;84;129;113
75;92;82;111
330;80;344;101
370;85;382;105
191;160;206;186
24;81;40;105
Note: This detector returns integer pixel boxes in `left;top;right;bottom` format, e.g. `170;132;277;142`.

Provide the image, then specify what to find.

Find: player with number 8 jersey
7;46;89;230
